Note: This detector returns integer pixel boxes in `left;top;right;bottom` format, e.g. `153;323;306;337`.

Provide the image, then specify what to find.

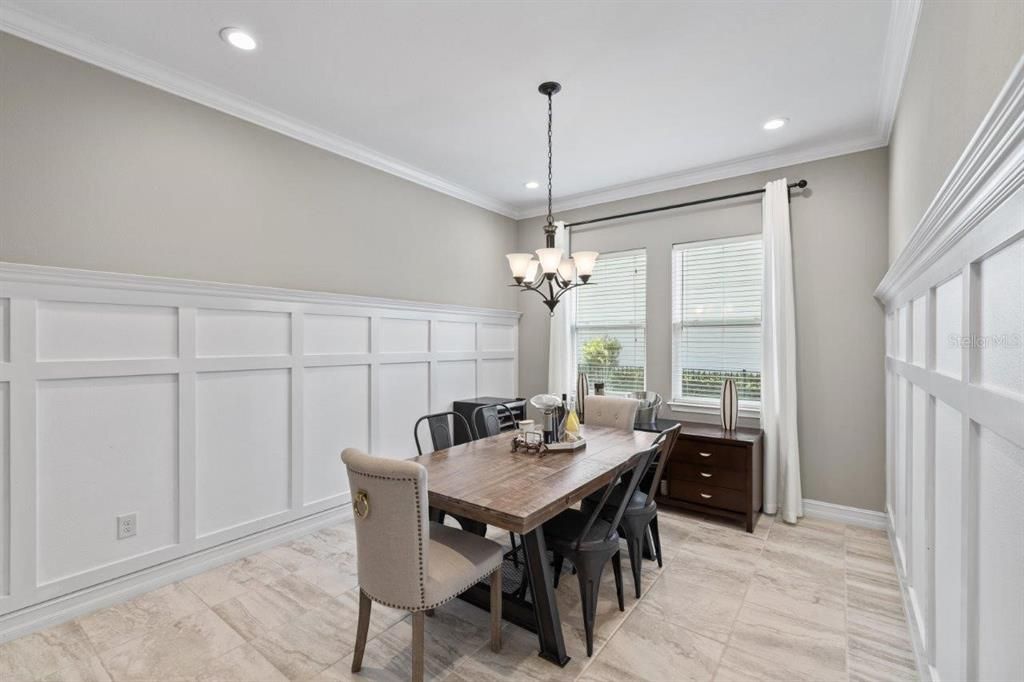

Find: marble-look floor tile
579;608;723;682
295;558;360;597
636;571;744;643
444;620;589;682
0;621;99;681
766;519;846;560
212;574;332;641
845;525;889;545
669;545;758;596
39;654;112;682
696;512;773;541
260;543;323;574
249;589;406;681
77;582;207;652
848;630;918;682
183;555;290;606
759;544;845;588
745;567;847;630
716;603;847;682
193;643;288;682
318;601;488;682
98;608;244;681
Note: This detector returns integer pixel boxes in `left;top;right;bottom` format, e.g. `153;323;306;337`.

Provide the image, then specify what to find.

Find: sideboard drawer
671;462;746;492
676;438;747;471
670;481;748;513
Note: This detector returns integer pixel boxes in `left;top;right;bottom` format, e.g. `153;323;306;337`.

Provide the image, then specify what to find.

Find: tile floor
0;509;918;681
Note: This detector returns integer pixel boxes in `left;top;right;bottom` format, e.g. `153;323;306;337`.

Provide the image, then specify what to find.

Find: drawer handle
700;472;713;478
700;493;713;499
699;452;712;458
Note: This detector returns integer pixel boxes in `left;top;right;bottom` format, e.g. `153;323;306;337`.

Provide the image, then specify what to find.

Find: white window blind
574;249;646;395
672;235;763;405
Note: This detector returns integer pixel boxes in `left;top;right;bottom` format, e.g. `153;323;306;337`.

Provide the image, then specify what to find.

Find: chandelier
506;82;599;315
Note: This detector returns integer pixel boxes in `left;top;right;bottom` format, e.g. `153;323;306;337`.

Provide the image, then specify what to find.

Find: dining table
410;423;659;666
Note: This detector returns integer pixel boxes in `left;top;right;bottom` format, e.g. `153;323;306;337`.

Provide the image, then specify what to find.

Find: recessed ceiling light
763;117;788;131
524;181;540;189
220;27;257;51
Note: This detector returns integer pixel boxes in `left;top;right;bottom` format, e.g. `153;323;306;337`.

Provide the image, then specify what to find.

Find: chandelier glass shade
506;81;598;314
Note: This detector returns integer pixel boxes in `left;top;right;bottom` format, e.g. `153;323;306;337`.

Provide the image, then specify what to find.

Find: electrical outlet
117;513;137;540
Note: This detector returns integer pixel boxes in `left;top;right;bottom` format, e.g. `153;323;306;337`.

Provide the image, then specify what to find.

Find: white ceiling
0;1;919;218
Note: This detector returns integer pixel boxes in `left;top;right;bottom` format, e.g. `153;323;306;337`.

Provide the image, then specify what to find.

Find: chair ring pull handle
354;490;370;519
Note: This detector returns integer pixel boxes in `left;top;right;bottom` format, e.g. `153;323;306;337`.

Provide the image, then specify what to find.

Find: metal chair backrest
643;423;681;507
413;411;471;455
469;403;517;440
575;444;658;550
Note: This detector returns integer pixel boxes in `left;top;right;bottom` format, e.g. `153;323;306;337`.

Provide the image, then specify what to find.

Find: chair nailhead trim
351;467;426;608
363;558;503;611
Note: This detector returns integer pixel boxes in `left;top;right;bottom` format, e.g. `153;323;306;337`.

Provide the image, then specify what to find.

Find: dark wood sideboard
641;419;763;532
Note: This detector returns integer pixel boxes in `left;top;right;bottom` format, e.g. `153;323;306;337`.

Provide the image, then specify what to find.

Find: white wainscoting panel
433;360;476;414
36;375;179;585
0;262;517;638
0;298;9;362
377;362;430;458
378;318;429;354
479;358;516;398
196;369;291;537
0;382;8;597
304;314;370;356
876;58;1024;682
975;426;1024;682
37;301;178;362
196;309;291;358
303;365;369;505
478;323;516;352
434;320;475;353
977;237;1023;396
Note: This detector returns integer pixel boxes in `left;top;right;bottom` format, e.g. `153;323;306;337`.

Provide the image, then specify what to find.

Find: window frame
572;247;648;397
670;233;763;415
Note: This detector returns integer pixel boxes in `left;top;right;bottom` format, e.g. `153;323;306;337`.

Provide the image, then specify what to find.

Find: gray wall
0;34;517;310
888;0;1023;263
517;148;890;511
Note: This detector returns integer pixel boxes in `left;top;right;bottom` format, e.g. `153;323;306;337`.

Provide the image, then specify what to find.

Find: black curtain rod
565;179;809;228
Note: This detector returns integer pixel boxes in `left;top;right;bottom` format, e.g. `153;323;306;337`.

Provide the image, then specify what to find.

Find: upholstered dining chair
582;423;681;597
341;448;503;682
583;395;639;430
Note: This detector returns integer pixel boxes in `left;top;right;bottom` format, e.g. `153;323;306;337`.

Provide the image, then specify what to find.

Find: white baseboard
0;505;352;644
888;511;935;682
802;498;888;529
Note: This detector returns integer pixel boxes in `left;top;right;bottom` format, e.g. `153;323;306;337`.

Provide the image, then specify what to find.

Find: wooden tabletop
412;424;659;534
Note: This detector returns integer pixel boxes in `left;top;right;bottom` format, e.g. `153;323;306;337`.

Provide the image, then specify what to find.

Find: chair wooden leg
411;611;425;682
351;591;372;672
490;567;503;652
611;550;624;611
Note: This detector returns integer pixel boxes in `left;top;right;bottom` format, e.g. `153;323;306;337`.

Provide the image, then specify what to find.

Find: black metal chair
414;412;487;536
545;445;658;656
581;424;681;598
468;403;522;564
469;403;518;440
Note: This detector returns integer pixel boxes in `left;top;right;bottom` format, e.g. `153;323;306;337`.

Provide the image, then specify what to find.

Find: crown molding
0;261;522;320
515;133;887;220
875;55;1024;304
875;0;921;143
0;5;519;219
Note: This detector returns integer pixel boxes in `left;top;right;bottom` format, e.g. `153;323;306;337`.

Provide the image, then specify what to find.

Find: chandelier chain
547;92;553;224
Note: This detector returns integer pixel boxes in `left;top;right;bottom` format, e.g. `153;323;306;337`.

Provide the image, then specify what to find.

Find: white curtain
762;179;803;523
548;224;576;397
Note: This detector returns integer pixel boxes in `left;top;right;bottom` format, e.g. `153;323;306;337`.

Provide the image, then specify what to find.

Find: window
574;249;646;395
672;235;762;407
